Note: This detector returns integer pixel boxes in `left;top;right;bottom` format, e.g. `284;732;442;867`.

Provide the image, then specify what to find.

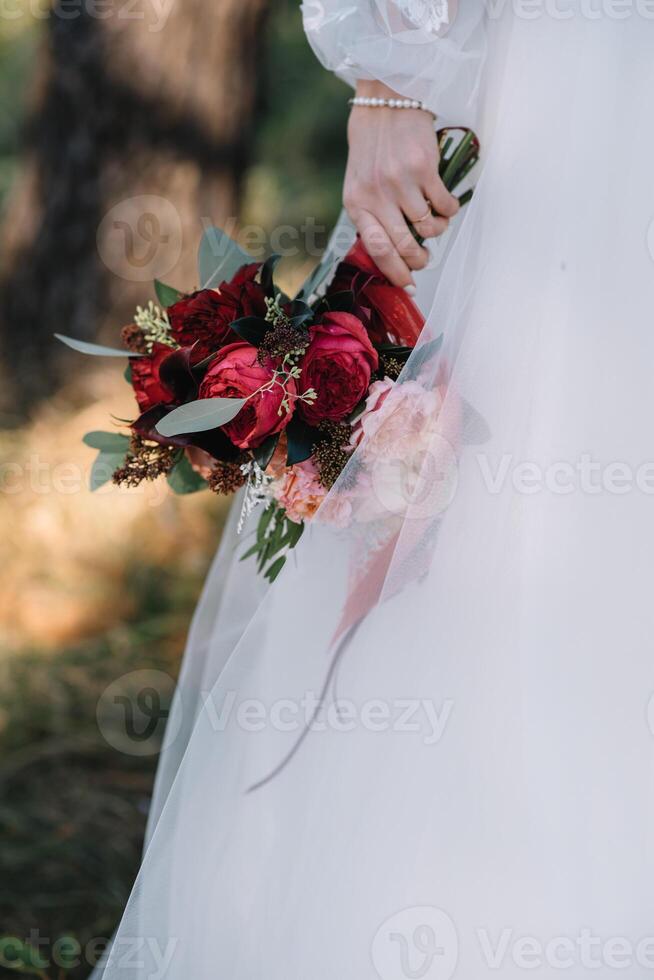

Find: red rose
329;239;424;347
168;264;265;359
298;312;378;426
198;342;296;450
131;343;177;412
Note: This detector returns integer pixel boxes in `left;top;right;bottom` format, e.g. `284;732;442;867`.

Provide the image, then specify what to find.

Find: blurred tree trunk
0;0;270;422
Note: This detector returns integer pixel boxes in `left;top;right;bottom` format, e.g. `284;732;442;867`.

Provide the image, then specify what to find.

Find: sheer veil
97;5;654;978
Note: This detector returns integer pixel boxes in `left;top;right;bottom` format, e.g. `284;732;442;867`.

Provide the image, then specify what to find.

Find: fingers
424;173;460;220
355;209;415;289
401;188;450;240
379;204;430;272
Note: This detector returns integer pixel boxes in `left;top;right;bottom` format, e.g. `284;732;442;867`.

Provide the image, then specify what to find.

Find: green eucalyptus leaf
90;450;128;491
156;398;247;437
83;431;131;453
198;226;252;289
154;279;182;308
256;504;275;545
167;455;208;494
55;333;140;358
240;540;262;562
296;209;356;302
124;363;133;384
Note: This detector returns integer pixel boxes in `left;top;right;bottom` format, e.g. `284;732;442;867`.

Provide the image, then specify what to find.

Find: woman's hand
343;80;459;290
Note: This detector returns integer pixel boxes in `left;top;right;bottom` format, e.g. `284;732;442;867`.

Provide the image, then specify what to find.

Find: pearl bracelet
348;96;436;118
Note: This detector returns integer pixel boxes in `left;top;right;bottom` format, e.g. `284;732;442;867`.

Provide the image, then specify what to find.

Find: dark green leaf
256;503;276;545
124;363;133;384
231;316;270;346
240;541;262;562
286;418;319;465
167;455;208;494
253;434;280;471
315;290;356;315
265;556;286;582
399;334;444;383
154;279;182;308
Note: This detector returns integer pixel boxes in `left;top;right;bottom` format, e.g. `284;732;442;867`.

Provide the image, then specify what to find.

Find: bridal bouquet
59;129;479;580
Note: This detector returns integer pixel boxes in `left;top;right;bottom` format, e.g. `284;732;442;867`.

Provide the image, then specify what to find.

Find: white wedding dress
96;4;654;978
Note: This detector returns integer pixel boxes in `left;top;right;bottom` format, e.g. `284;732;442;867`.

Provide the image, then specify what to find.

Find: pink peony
348;377;456;521
350;378;445;459
271;459;327;524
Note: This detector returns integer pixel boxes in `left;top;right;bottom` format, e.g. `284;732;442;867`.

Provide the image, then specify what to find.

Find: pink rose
271;459;326;524
298;312;378;425
198;342;295;450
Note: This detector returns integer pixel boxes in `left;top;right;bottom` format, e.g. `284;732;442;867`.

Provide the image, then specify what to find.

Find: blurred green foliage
0;19;38;214
248;0;349;240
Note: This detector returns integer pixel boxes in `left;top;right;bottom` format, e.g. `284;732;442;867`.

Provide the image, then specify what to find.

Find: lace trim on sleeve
394;0;450;34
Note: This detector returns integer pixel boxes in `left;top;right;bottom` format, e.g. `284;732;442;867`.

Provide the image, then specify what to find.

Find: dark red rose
298;312;378;425
198;342;296;450
131;343;177;412
168;264;266;359
329;239;425;347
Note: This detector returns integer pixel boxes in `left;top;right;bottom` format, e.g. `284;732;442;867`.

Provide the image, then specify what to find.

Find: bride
96;2;654;978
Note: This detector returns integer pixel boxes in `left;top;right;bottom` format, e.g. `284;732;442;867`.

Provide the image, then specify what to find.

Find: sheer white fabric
301;0;487;125
95;8;654;980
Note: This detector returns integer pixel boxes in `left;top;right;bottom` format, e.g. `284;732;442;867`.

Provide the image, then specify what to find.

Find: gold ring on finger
414;206;433;225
